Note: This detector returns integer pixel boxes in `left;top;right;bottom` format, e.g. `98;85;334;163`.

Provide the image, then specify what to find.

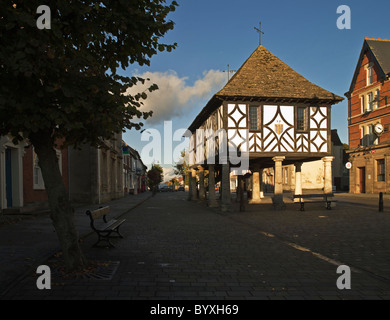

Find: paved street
1;191;390;301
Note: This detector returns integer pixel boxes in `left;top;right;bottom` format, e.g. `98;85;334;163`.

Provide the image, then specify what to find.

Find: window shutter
361;96;365;113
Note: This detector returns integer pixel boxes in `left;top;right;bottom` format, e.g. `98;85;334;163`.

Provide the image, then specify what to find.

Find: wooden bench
86;206;126;247
292;194;337;211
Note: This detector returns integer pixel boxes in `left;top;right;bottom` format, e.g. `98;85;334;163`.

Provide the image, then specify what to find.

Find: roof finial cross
223;64;236;82
254;21;264;46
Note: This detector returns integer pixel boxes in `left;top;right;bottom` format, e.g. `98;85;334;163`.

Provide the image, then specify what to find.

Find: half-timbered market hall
187;45;344;210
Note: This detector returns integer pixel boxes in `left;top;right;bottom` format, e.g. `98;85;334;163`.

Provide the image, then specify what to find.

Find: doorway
358;167;365;193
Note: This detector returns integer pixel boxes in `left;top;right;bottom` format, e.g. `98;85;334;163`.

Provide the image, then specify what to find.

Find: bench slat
299;200;329;203
108;219;126;230
293;194;334;198
89;206;110;220
96;219;126;231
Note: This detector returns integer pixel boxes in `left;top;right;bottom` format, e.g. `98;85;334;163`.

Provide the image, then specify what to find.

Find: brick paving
1;191;390;301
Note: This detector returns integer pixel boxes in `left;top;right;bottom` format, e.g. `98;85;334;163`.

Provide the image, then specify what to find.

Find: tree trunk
31;132;86;272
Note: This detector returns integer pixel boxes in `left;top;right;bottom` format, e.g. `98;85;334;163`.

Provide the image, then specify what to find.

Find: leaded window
296;107;307;131
249;106;260;131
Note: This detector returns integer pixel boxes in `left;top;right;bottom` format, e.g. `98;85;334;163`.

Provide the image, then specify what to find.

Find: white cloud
162;167;177;182
126;70;226;125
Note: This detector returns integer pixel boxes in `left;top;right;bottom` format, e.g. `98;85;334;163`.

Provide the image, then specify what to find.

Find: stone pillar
250;168;261;203
191;168;198;200
220;163;231;212
260;169;264;198
294;162;303;202
259;169;264;199
207;165;218;207
198;166;206;200
272;156;285;209
188;168;198;201
322;156;334;194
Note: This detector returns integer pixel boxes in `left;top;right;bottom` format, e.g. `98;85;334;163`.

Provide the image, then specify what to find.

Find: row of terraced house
0;133;147;213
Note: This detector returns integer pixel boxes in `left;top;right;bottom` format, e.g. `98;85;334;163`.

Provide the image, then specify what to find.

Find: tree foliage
0;0;177;271
147;164;163;190
0;0;178;146
173;150;189;181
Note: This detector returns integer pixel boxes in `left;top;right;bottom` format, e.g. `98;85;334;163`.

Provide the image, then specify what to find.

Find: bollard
379;192;384;212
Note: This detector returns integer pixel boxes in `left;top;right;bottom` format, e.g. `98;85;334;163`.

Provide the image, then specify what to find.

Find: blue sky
122;0;390;173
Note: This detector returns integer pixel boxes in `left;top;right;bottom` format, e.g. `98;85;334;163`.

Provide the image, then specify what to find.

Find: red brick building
0;136;69;213
346;38;390;193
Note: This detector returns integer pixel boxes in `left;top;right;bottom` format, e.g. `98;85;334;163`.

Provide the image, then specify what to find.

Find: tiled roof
216;45;343;102
188;45;343;132
365;38;390;76
346;38;390;95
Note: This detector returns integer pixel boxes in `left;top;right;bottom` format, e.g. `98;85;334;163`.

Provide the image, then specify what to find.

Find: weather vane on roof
254;21;264;46
223;64;236;82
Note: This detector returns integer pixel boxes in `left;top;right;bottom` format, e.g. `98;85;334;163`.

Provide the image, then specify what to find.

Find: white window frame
367;92;374;111
367;65;373;86
374;89;380;109
360;87;381;114
361;95;365;113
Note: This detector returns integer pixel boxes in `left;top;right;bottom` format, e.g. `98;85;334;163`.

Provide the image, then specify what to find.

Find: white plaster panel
280;106;294;125
263;105;278;124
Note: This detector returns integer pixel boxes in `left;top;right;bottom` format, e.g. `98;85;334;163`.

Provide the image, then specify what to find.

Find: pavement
0;191;152;298
0;190;390;302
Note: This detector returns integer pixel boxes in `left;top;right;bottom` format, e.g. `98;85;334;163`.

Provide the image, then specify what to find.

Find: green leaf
1;0;177;147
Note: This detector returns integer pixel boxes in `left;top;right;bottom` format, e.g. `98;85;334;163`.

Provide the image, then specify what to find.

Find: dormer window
367;65;373;86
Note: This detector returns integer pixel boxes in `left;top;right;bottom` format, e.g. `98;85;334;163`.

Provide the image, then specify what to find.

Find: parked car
178;186;185;191
159;185;172;192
